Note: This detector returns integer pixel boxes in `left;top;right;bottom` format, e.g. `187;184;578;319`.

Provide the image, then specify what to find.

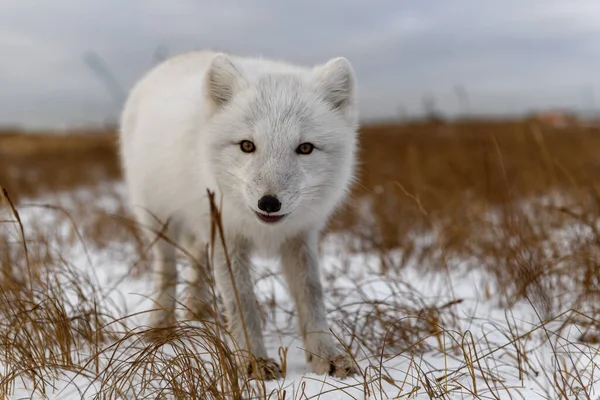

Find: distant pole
83;51;127;127
454;84;470;118
83;50;126;108
397;103;407;122
422;93;440;122
153;45;169;65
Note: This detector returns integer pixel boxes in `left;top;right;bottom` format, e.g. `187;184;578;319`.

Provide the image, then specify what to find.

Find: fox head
203;53;359;231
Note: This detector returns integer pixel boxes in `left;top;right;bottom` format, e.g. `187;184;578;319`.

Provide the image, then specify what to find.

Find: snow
1;182;599;399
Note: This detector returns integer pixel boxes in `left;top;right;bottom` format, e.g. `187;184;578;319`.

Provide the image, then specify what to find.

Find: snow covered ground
1;182;599;399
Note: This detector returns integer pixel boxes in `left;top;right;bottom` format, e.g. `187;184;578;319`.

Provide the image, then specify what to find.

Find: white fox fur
118;50;359;379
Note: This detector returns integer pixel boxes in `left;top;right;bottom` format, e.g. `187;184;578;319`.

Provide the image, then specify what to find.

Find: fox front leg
212;236;282;380
280;232;357;378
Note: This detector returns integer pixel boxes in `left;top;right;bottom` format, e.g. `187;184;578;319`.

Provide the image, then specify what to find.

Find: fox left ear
205;53;247;111
313;57;357;114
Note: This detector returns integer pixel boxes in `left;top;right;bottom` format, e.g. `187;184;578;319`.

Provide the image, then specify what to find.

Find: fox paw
246;357;282;381
143;310;177;341
311;353;358;378
148;309;176;330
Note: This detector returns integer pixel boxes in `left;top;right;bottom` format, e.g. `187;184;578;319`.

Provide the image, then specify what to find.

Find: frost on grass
0;183;599;399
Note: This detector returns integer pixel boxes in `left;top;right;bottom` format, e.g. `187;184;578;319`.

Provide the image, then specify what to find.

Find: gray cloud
1;0;600;128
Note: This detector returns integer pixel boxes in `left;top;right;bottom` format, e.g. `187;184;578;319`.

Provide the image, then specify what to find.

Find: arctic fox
118;50;359;379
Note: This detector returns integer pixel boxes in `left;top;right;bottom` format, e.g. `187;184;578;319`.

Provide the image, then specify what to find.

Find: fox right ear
313;57;356;114
205;53;246;109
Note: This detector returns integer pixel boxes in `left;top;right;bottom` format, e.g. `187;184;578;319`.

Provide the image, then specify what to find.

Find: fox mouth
255;211;287;224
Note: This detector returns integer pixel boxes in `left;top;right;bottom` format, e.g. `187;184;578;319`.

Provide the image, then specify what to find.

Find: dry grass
0;128;119;203
2;119;600;398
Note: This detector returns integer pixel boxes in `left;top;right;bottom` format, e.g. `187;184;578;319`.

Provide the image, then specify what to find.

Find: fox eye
296;142;314;155
240;140;256;153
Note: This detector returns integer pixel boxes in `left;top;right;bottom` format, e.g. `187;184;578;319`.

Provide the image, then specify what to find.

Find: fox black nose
257;195;281;213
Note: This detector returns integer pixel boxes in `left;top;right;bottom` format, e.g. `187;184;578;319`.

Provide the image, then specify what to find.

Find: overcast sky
2;0;600;128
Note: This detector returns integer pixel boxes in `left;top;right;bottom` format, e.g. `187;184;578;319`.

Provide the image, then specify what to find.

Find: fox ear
313;57;356;113
205;53;246;109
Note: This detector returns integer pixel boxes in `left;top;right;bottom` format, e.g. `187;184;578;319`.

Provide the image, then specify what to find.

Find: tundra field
2;119;600;399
